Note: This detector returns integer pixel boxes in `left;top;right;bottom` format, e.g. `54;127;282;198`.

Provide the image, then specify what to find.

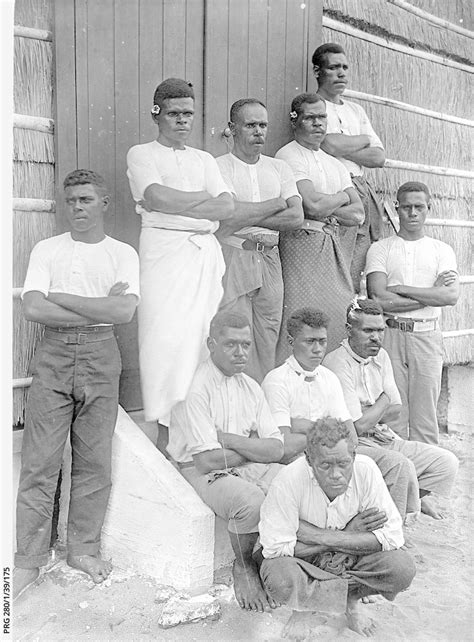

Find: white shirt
22;232;140;300
365;235;457;320
168;358;283;463
325;99;384;177
323;340;401;422
276;140;352;195
216;153;299;244
262;356;351;427
126;140;230;233
259;454;404;557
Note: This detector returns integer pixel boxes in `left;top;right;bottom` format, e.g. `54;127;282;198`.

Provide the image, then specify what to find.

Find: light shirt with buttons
262;355;351;427
325;99;384;177
22;232;140;301
259;453;404;558
168;358;283;463
216;152;300;245
365;235;457;320
126;140;230;233
275;140;353;230
323;340;402;422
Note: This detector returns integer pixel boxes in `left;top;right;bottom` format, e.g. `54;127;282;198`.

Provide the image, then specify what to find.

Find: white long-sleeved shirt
168;358;283;463
259;454;404;557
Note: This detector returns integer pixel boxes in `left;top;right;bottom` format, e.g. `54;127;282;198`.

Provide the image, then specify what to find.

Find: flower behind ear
289;110;298;121
151;104;161;115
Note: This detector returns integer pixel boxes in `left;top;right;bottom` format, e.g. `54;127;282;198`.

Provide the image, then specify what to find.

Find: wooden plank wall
54;0;323;410
204;0;323;157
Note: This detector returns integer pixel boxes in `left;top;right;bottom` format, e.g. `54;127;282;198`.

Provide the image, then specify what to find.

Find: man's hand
344;508;387;532
137;198;152;212
434;270;457;287
108;281;129;296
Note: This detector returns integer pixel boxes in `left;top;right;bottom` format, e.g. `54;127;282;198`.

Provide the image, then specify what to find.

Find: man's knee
385;550;416;594
260;557;300;603
230;487;266;532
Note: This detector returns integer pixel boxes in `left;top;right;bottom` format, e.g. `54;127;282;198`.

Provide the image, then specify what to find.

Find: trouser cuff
14;551;49;569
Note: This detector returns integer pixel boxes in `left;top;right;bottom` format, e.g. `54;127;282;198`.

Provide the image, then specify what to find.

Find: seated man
169;311;284;613
258;418;416;637
262;307;420;520
323;298;459;519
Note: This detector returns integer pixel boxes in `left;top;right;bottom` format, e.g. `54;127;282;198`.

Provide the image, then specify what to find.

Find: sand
11;432;473;641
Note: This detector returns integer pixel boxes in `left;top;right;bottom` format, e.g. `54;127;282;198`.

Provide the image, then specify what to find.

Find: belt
177;461;195;469
301;219;326;233
44;326;115;344
222;236;278;254
385;317;437;333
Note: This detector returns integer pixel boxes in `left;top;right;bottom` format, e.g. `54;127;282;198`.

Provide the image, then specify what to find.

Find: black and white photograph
2;0;473;639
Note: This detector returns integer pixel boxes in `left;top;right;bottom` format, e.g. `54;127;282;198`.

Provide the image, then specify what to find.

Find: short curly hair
287;307;329;339
63;169;109;196
306;416;354;455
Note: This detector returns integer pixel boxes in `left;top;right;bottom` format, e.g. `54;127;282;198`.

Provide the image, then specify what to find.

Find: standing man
258;418;415;637
216;98;303;382
263;307;420;520
126;78;234;451
275;93;365;361
14;170;140;598
323;298;458;519
169;311;284;613
312;43;386;291
366;182;459;444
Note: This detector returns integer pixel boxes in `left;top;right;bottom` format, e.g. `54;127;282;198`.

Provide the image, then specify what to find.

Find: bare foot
13;567;40;600
346;596;377;637
420;496;446;519
67;554;112;583
361;595;380;604
232;560;273;612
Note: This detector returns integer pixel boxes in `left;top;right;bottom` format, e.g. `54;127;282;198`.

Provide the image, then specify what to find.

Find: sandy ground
12;432;473;642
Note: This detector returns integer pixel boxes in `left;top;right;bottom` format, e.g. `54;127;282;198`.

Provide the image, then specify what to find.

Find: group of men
14;41;460;637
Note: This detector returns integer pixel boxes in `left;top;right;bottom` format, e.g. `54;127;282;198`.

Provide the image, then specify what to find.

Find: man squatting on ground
216;98;303;382
323;298;459;520
126;78;234;453
366;181;459;445
313;43;386;292
14;170;140;599
262;307;420;521
168;311;285;613
258;418;416;637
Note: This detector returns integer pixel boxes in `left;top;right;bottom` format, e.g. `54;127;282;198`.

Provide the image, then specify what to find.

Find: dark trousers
15;332;121;568
260;550;416;610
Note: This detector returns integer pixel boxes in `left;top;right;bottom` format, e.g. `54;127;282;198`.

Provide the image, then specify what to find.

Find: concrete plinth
447;364;474;435
56;407;216;593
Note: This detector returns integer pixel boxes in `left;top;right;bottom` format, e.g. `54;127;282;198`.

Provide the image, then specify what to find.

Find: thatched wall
13;0;55;425
321;2;473;365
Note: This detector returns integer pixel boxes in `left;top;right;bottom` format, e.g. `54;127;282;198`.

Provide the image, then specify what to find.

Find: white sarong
138;227;225;422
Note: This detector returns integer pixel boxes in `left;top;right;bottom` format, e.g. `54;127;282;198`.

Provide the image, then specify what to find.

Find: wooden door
54;0;322;411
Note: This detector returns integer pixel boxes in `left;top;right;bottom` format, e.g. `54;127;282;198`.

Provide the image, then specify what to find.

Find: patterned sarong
276;226;354;365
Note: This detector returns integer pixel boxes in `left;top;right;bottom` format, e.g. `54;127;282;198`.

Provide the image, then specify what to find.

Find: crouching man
258;418;415;637
169;311;284;612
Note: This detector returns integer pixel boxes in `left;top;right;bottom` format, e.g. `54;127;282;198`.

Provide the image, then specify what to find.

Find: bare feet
420;495;446;519
67;554;112;584
282;611;331;640
13;567;40;600
232;560;277;612
346;595;377;637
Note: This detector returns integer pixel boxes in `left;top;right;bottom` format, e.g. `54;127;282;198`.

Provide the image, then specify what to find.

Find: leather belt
177;461;195;469
44;326;114;344
222;236;278;254
385;317;437;333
